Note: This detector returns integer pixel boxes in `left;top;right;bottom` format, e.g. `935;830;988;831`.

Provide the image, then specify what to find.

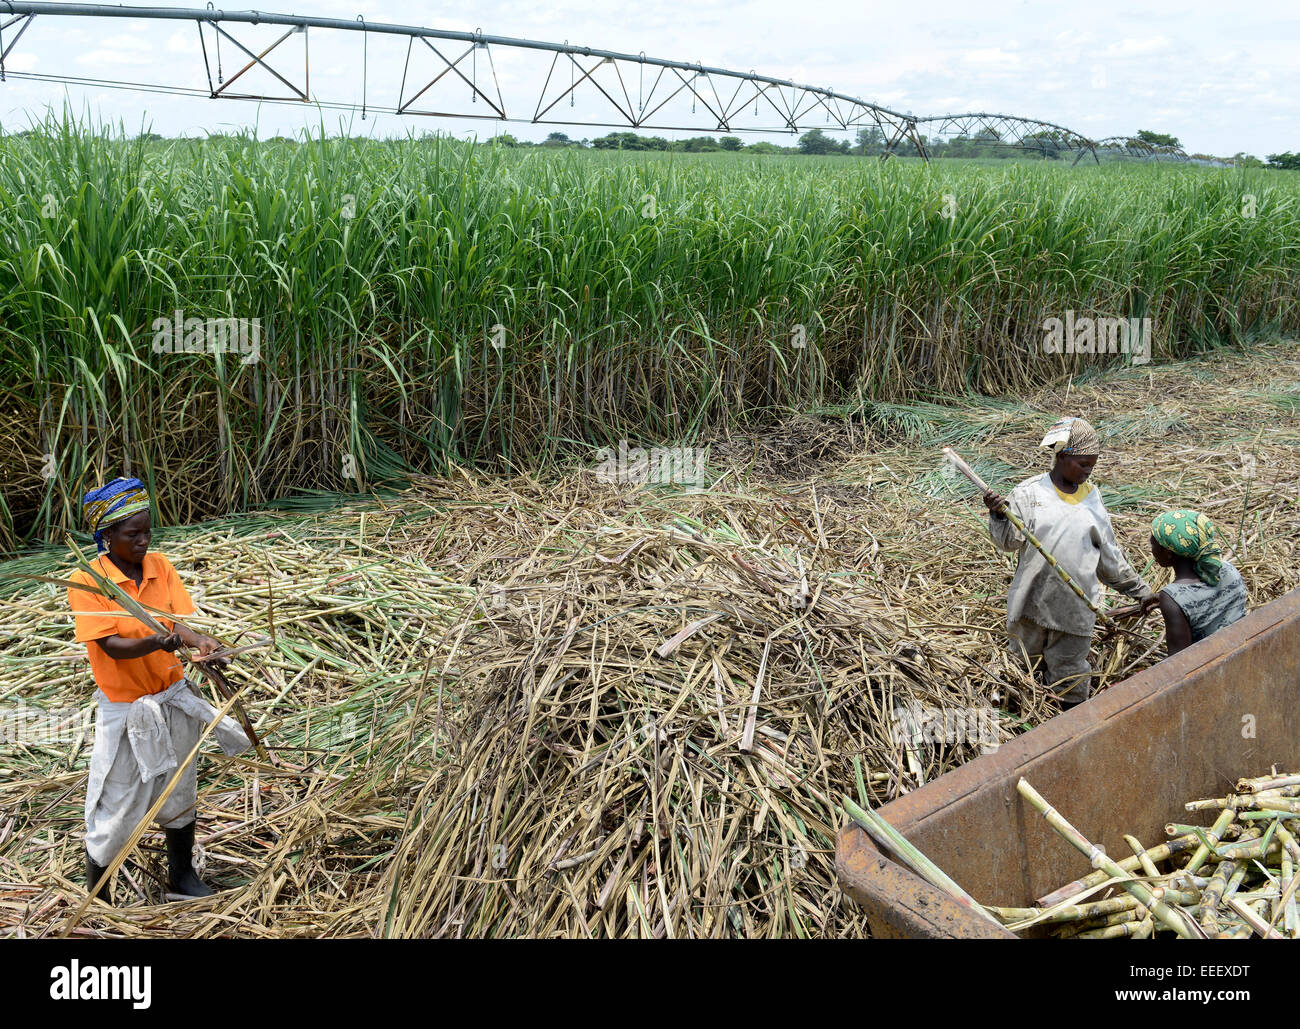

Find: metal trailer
836;589;1300;938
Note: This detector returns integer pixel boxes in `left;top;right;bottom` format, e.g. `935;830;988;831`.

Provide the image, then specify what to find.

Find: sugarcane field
0;1;1298;994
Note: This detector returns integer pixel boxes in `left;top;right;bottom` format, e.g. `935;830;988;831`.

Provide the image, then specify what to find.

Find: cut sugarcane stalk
1017;778;1199;939
1274;822;1300;938
191;637;272;663
1015;770;1298;940
1281;842;1297;936
1184;809;1238;874
1200;857;1238;931
1077;920;1149;939
1236;774;1300;794
1036;833;1201;906
1223;864;1248;902
1166;816;1240;841
1056;906;1146;937
1186;793;1300;813
1224;896;1287;939
842;796;1002;928
1123;834;1160;877
988;892;1142;925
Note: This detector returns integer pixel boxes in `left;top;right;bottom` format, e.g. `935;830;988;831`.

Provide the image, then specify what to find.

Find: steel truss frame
0;2;1176;164
1088;135;1190;163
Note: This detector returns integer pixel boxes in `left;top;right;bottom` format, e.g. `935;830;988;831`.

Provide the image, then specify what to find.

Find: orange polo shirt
68;552;196;703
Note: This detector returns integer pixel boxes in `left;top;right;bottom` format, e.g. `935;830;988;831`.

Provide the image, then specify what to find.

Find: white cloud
98;33;151;52
1103;37;1171;58
166;31;200;55
1053;29;1096;47
964;48;1020;67
76;49;153;68
3;53;38;72
74;32;152;67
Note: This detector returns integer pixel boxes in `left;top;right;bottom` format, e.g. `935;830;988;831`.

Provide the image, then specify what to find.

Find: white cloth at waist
94;678;250;786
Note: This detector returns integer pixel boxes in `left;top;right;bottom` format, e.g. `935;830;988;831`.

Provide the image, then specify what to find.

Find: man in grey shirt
983;417;1155;706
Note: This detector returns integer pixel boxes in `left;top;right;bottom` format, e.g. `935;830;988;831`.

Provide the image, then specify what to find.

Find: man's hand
982;489;1008;519
1109;595;1160;621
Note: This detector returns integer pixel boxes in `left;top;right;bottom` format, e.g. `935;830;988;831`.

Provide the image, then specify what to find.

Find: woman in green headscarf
1139;509;1247;655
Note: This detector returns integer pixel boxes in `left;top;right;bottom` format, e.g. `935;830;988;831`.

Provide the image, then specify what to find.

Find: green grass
2;112;1299;549
858;395;1040;448
1098;408;1193;442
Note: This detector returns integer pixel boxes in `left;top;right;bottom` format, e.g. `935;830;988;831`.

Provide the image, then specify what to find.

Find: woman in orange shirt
72;478;248;904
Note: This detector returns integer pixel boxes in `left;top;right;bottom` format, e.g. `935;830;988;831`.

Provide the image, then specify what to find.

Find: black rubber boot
85;848;114;905
165;822;214;898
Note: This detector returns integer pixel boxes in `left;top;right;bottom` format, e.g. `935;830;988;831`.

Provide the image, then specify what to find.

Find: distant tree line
2;123;1284;167
492;127;895;156
485;127;1285;166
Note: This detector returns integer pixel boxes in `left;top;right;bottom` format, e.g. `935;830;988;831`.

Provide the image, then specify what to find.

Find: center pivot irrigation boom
0;1;1158;162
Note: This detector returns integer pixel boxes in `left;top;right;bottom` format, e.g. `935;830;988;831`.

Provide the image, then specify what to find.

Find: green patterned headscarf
1151;510;1224;585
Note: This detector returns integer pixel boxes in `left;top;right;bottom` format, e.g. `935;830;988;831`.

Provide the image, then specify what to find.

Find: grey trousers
84;699;202;866
1008;619;1093;706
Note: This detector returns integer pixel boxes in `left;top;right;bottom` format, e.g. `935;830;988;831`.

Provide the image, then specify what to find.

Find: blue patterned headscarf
82;478;151;553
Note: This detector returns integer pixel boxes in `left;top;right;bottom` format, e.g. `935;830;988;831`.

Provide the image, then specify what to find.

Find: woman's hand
982;490;1008;519
152;631;183;653
193;635;230;668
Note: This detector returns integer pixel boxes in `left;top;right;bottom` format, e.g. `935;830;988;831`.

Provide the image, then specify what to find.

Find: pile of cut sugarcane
992;772;1300;939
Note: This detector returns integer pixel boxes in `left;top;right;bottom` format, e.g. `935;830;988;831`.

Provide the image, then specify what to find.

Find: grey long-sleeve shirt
988;473;1153;635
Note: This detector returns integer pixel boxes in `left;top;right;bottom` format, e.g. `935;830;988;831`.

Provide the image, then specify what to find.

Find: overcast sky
0;0;1294;156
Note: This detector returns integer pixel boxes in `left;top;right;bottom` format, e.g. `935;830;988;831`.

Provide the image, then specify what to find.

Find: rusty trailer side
836;588;1300;939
